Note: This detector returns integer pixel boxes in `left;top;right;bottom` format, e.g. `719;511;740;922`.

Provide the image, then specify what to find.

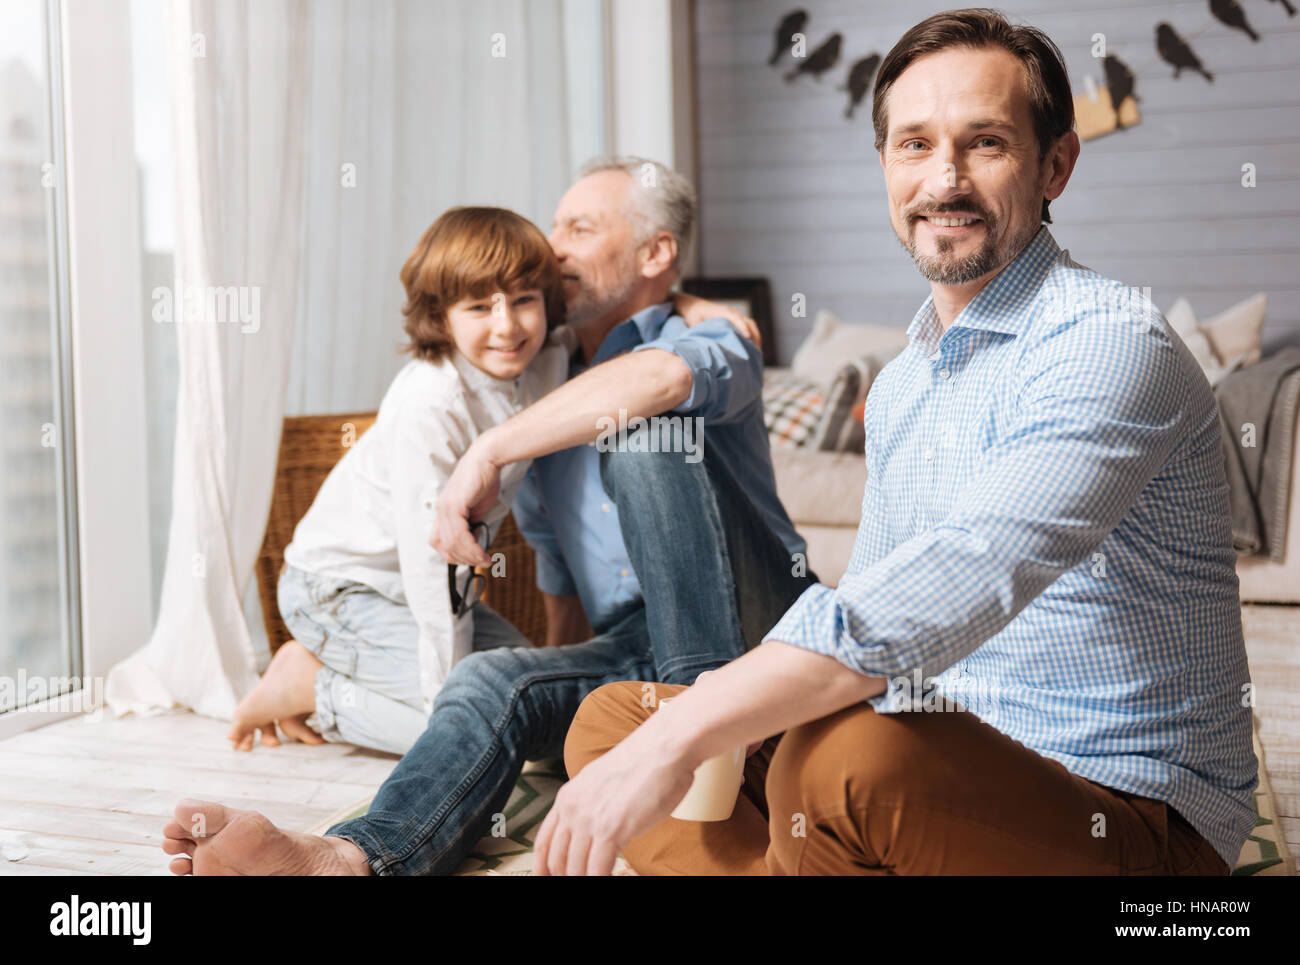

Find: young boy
228;207;574;755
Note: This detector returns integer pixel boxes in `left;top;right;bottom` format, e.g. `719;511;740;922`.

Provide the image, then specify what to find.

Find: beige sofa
770;418;1300;603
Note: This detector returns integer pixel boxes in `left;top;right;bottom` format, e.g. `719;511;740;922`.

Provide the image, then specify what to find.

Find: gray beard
563;269;641;330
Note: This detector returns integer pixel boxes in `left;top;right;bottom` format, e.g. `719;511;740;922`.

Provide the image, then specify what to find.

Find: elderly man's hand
533;710;696;876
673;291;763;348
430;437;500;567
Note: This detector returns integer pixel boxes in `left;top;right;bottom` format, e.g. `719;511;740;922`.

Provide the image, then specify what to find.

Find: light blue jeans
277;564;524;755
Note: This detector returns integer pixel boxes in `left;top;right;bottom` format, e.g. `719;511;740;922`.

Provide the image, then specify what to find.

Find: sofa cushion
1166;293;1266;377
761;370;824;448
791;309;910;387
770;445;868;526
1166;298;1237;388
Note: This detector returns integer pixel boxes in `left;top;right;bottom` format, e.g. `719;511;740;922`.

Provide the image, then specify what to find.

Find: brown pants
563;681;1231;876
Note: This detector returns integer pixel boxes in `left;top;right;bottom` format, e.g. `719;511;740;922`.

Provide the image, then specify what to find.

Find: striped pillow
762;372;825;448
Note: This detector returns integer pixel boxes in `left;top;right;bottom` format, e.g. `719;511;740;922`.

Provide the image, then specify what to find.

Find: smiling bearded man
547;8;1258;877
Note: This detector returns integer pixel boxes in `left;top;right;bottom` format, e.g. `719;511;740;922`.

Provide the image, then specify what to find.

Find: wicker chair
254;412;547;654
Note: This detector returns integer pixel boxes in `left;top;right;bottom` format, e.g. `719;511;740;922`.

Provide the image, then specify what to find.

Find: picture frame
680;276;777;367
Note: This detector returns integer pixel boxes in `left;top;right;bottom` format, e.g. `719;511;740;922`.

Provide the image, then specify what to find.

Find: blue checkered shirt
764;226;1259;868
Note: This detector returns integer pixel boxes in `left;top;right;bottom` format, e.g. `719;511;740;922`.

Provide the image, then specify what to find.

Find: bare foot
277;713;325;746
228;640;325;751
162;798;372;876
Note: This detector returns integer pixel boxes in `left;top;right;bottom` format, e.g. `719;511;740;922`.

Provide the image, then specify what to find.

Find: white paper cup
657;697;746;822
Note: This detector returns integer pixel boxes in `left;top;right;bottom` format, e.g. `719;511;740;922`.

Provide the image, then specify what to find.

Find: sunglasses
447;521;490;617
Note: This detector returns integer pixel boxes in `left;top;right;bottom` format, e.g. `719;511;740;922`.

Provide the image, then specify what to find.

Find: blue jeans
326;432;815;874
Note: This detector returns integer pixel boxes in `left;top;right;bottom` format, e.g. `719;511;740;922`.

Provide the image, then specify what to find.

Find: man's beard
897;208;1033;286
563;259;641;329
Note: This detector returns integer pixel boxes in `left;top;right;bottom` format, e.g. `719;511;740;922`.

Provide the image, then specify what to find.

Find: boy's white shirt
283;327;575;715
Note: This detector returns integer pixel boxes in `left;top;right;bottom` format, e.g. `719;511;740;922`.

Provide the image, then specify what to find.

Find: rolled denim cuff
310;665;346;740
321;819;402;876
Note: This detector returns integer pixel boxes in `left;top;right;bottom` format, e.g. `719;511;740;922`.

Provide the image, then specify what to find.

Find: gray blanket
1215;346;1300;561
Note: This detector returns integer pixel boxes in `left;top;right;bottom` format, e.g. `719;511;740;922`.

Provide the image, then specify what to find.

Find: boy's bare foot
162;798;372;875
228;640;326;750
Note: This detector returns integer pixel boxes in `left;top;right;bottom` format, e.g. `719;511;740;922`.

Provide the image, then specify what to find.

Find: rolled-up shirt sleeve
762;312;1191;709
631;316;763;424
513;463;578;597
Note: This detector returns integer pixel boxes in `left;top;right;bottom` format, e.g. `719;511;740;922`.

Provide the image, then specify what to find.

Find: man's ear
639;231;679;280
1043;130;1080;205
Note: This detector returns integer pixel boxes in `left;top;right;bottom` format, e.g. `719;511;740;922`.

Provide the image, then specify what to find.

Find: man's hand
430;436;501;566
673;291;763;349
533;710;696;876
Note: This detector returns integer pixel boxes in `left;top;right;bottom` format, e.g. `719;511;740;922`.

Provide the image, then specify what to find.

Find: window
0;0;81;713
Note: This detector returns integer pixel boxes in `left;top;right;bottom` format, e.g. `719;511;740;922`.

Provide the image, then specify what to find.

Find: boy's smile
446;288;548;380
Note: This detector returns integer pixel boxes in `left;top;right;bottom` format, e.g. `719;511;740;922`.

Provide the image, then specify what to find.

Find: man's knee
766;706;937;833
563;680;685;778
438;645;549;714
597;423;704;504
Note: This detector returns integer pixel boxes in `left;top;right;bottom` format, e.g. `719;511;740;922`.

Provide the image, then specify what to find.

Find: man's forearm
651;641;889;770
479;348;692;467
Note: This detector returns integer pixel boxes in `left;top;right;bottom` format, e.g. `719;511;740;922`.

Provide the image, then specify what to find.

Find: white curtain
108;0;573;719
286;0;571;414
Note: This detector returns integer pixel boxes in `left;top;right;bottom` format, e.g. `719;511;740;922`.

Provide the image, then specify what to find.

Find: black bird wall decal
768;9;809;66
1268;0;1296;17
1102;54;1138;127
841;53;881;118
1210;0;1260;40
1156;22;1214;82
784;32;842;82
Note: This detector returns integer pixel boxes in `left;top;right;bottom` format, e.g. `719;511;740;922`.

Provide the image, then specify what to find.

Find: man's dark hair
871;8;1074;224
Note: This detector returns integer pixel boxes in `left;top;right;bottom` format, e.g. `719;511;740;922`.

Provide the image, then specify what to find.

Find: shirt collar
905;225;1061;355
588;300;676;366
449;346;519;395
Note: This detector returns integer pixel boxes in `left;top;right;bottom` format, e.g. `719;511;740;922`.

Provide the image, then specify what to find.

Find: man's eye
514;294;536;304
903;140;925;151
976;136;1000;148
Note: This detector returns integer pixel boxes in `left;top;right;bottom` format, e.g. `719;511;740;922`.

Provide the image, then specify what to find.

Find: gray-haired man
162;157;813;875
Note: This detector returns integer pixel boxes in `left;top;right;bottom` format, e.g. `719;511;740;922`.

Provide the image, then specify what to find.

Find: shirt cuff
762;582;904;715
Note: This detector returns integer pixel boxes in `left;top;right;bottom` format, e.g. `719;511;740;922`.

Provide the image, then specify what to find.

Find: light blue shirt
514;300;805;634
764;226;1258;869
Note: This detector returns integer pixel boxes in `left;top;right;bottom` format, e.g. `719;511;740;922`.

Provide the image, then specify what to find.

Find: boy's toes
279;715;325;745
259;725;280;748
169;855;193;875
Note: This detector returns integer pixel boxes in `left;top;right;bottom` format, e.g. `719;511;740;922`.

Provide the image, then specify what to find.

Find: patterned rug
311;719;1293;876
1233;715;1294;876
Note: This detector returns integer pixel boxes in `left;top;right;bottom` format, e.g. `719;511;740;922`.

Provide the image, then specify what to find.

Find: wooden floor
1240;603;1300;867
0;711;400;875
0;603;1297;876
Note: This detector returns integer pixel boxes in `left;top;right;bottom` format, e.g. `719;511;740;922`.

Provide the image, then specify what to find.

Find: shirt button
939;368;950;380
601;503;611;513
923;447;934;461
620;568;630;578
